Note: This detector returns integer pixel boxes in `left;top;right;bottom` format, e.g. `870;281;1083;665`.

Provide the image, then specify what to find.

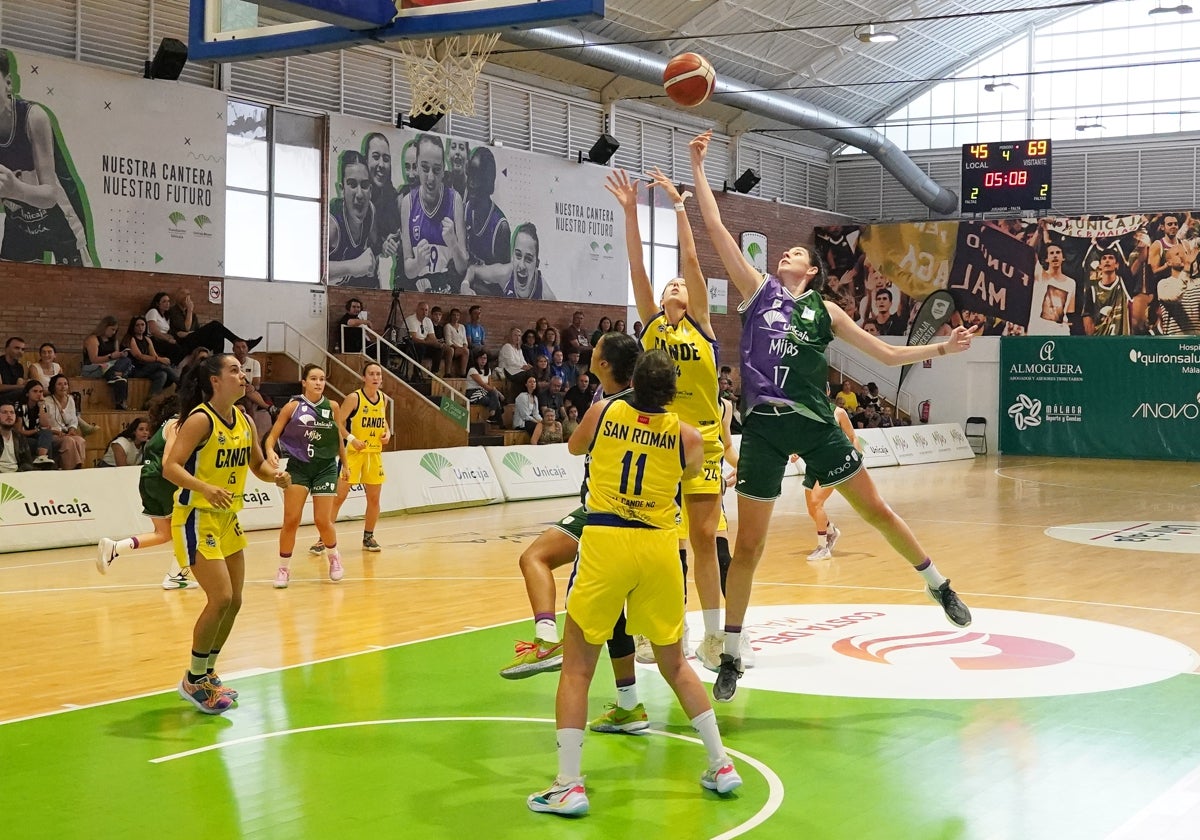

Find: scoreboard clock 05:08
960;139;1052;213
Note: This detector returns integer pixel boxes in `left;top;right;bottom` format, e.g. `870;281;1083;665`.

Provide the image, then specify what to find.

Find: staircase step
469;433;505;446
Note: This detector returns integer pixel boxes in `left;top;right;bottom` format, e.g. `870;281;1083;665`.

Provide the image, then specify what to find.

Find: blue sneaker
527;779;589;816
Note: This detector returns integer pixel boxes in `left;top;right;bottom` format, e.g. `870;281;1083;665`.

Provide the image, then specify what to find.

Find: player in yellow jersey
607;167;728;670
163;354;289;715
527;350;742;818
329;361;392;551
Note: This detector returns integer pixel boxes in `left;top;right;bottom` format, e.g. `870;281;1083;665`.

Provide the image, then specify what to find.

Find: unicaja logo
419;452;452;478
502;452;532;475
1008;394;1042;430
1039;341;1056;361
0;483;26;520
502;451;568;479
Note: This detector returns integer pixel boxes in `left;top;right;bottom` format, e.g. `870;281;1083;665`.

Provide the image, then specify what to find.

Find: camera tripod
382;291;424;383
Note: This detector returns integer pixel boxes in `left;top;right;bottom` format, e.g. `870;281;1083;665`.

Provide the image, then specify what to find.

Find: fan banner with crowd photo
0;48;227;275
815;212;1200;338
327;115;627;305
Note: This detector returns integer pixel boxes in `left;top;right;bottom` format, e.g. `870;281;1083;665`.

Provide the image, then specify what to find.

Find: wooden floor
5;454;1199;722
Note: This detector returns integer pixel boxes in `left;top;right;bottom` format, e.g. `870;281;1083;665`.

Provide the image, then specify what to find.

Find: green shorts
140;473;175;519
551;505;587;542
287;457;340;496
736;406;863;500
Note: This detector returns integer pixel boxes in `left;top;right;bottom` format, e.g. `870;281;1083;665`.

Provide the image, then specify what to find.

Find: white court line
994;464;1200;498
1105;762;1200;839
0;575;529;596
149;716;784;840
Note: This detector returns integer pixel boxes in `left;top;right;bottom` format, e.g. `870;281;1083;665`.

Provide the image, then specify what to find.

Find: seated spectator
563;373;594;417
536;327;559;362
99;417;150;467
549;349;569;383
562;349;581;388
405;301;444;375
497;326;530;395
443;308;470;377
718;374;737;407
614;319;626;336
590;316;613;347
27;343;62;389
122;316;178;403
534;317;551;344
852;404;882;429
0;402;34;472
82;315;134;410
465;347;504;425
513;375;540;434
562;404;580;438
540;375;566;420
520;329;539;365
233;339;273;442
861;382;882;411
838;381;859;413
15;381;55;466
631;321;643;341
464;304;486;350
1;336;26;400
43;374;89;469
145;290;259;365
429;305;455;376
879;404;895;428
531;354;552;390
177;346;211;381
336;297;375;354
530;405;564;445
562;310;592;365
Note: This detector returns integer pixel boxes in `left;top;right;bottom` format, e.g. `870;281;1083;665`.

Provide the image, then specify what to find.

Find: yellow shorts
681;422;723;497
568;525;683;646
172;506;248;566
344;449;385;485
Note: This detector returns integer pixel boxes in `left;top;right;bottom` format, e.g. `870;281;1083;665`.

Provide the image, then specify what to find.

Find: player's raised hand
689;130;713;164
603;169;640;210
944;324;979;354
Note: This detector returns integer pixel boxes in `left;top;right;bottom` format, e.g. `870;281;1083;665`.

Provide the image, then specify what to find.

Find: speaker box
145;38;188;81
586;133;620;165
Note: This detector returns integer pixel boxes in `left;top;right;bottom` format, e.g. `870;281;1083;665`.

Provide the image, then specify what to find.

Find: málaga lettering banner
1;48;226;274
327;114;627;304
999;336;1200;459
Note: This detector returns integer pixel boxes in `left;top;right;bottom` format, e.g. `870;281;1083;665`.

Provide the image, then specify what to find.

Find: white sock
328;547;340;563
916;560;947;589
167;562;184;577
817;529;828;547
723;630;742;658
616;683;639;709
116;537;137;553
702;608;721;635
536;618;559;643
690;709;726;767
556;727;585;782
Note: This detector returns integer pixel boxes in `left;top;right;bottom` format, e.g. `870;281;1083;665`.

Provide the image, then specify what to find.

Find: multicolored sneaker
206;673;239;701
588;702;649;734
96;537;117;575
701;761;743;794
362;534;381;552
273;566;290;589
527;779;589;816
178;674;234;715
308;540;326;555
807;545;832;562
329;555;344;582
634;635;655;664
499;638;564;679
162;569;199;590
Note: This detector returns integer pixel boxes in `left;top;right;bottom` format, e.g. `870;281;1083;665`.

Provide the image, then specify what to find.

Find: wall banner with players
816;212;1200;338
327;114;627;304
0;48;226;275
999;336;1200;460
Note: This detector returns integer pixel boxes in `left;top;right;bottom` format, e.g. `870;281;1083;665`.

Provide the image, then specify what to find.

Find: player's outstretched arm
604;169;657;325
829;303;978;366
688;130;764;300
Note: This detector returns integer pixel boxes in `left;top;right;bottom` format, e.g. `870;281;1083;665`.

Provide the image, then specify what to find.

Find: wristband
346;433;358;444
674;202;686;212
937;343;946;356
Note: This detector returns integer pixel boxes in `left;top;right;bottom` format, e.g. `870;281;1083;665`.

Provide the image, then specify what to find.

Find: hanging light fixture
855;23;900;44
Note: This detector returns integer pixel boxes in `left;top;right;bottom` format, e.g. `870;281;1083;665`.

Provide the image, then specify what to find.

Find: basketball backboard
189;0;604;61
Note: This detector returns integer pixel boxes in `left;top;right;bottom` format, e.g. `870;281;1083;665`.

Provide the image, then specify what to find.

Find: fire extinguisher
918;400;931;424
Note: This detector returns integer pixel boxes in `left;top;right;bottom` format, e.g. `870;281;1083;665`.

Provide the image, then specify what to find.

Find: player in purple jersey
459;147;511;295
328;152;379;288
689;130;978;702
389;133;467;293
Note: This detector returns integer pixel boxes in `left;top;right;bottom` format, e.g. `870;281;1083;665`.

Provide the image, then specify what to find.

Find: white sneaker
162;569;199;590
329;554;344;582
273;566;290;589
634;634;655;664
700;761;743;794
826;522;841;552
96;537;117;575
695;632;725;672
807;545;832;562
739;634;757;669
33;454;54;465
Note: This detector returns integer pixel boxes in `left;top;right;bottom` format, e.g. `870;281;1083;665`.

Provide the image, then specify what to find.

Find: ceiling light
983;81;1017;92
855;24;899;44
1149;3;1192;14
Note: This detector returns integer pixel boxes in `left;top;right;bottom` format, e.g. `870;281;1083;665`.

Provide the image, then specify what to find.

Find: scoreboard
960;139;1052;213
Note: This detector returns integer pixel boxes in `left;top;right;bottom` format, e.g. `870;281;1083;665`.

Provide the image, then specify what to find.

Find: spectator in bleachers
1;336;26;400
145;290;259;365
562;349;581;388
549;349;569;383
513;375;540;434
718;373;737;407
336;297;373;354
861;382;882;412
520;329;539;365
540;375;566;420
562;404;580;438
405;301;445;375
562;310;592;365
443;307;470;377
530;405;564;445
0;402;34;473
429;305;455;374
838;381;859;413
614;319;626;336
15;381;55;466
43;374;88;470
497;327;530;395
233;339;273;441
464;304;486;350
122;316;178;403
591;317;612;347
531;353;551;391
465;347;504;426
177;347;211;381
852;404;882;429
99;417;150;467
82;316;133;410
27;342;61;389
879;405;896;428
536;327;559;362
534;317;551;345
563;372;593;418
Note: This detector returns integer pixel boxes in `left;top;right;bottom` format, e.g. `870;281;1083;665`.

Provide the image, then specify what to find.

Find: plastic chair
964;416;987;454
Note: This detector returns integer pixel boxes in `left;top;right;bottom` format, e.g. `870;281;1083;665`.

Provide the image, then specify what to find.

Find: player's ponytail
632;349;677;410
175;353;230;427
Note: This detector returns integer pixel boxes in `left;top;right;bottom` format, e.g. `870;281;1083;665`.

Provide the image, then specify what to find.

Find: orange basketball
663;52;716;108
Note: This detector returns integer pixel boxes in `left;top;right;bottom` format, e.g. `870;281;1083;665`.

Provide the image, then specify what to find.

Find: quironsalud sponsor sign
1000;337;1200;460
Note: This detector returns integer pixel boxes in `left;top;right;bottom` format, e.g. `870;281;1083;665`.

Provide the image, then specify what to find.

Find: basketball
663;53;716;108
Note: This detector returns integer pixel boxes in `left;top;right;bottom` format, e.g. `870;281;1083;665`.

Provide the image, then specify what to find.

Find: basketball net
392;32;500;118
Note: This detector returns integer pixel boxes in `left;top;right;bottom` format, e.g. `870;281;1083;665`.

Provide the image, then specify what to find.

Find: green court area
6;622;1199;839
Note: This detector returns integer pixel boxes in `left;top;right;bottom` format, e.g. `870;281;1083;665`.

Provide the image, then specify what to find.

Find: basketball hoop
392;33;500;118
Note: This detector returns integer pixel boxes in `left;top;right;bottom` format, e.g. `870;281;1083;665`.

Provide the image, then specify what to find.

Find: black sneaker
927;579;972;628
713;653;743;703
